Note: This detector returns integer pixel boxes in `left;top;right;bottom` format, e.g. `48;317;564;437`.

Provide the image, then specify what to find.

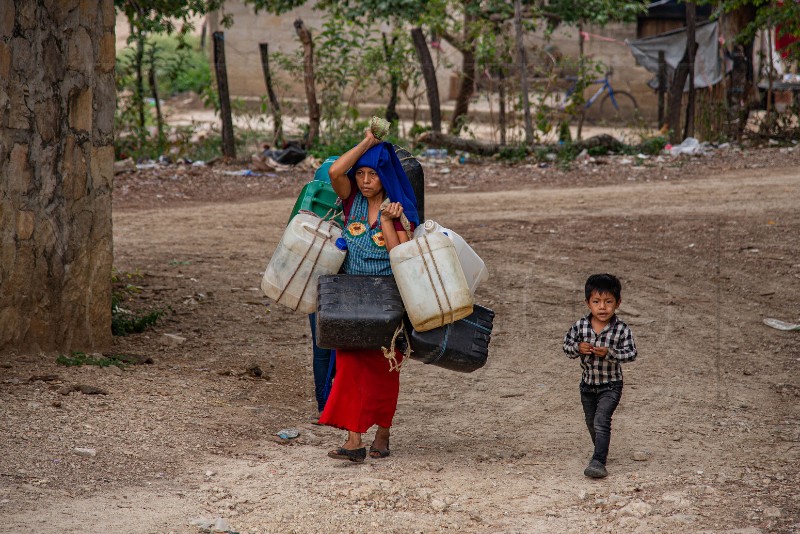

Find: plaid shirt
563;314;637;385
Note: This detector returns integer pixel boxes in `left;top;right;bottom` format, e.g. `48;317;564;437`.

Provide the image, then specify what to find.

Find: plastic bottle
413;220;489;295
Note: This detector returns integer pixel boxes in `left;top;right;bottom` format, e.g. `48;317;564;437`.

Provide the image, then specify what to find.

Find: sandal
369;442;390;459
327;447;366;463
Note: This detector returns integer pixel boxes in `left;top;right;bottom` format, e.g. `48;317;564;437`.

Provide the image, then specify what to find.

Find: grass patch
57;351;130;368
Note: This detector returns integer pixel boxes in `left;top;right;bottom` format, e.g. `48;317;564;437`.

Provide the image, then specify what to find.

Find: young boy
563;274;637;479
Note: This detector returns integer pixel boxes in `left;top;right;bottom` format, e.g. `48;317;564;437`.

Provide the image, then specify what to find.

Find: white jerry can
390;232;474;332
413;219;489;295
261;213;346;314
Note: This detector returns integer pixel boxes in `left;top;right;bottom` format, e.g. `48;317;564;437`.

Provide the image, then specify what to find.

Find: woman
318;130;419;462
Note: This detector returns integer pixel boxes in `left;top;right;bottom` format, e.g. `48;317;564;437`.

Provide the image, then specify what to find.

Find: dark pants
580;381;623;465
309;314;335;413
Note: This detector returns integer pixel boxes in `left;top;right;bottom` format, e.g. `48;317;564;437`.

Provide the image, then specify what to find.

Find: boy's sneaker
584;459;608;478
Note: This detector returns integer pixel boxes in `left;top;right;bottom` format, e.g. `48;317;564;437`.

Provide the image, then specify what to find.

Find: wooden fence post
411;27;442;134
213;31;236;159
658;50;666;128
259;43;284;147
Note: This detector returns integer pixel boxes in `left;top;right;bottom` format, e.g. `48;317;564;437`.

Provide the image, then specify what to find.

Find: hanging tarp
628;21;724;90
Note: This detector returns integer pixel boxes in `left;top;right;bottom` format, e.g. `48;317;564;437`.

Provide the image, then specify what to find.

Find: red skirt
318;349;403;433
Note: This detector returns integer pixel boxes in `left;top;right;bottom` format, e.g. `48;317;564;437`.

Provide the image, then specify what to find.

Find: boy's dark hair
585;273;622;302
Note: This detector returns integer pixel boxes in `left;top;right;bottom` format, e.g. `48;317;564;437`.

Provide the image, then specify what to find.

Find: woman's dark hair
585;273;622;301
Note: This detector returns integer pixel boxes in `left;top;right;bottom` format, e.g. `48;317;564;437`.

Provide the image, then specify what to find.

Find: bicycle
563;69;639;123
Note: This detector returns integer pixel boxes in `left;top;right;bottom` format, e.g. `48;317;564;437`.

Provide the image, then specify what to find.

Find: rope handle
379;197;413;240
275;214;335;310
381;320;411;373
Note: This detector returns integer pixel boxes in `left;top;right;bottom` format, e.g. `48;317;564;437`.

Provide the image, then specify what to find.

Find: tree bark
1;0;114;351
684;2;697;139
259;43;284;147
212;31;236;159
411;27;441;133
449;11;477;135
498;68;507;146
514;0;533;144
382;33;400;124
667;45;696;143
294;19;320;148
147;46;165;154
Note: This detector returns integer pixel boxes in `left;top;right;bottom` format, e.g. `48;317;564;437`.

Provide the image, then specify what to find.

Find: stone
633;450;649;461
161;334;186;346
619;500;652;519
430;498;448;512
74;447;96;457
763;507;781;518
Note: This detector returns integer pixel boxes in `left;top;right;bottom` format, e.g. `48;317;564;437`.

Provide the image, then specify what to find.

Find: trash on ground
763;318;800;331
277;428;300;439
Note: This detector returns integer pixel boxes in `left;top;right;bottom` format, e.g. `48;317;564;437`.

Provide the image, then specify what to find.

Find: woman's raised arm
328;130;381;199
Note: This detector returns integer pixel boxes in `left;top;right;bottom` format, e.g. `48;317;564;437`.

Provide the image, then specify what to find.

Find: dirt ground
1;146;799;533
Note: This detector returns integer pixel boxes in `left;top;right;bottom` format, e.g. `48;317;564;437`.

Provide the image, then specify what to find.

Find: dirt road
1;163;798;533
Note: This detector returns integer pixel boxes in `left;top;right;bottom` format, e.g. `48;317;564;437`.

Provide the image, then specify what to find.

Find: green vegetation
57;351;130;368
111;269;164;336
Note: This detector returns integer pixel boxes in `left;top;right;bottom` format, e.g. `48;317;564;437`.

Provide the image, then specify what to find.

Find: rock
633;451;649;461
114;158;135;175
763;506;782;518
618;516;640;528
74;447;96;457
161;333;186;346
430;498;448;512
205;470;216;477
619;500;652;518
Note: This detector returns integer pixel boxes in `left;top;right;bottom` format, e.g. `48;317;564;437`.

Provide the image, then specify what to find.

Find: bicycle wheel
599;90;639;124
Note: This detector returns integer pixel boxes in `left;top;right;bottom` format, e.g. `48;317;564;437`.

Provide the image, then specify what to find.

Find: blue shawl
346;142;419;227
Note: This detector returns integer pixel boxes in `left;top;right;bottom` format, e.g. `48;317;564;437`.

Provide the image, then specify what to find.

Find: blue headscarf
346;142;419;227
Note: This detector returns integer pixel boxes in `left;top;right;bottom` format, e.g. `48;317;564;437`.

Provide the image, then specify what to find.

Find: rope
275;215;333;310
415;237;446;327
381;320;411;372
423;234;456;324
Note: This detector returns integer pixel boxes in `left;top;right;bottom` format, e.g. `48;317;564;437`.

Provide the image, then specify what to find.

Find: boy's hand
578;342;594;355
590;346;608;358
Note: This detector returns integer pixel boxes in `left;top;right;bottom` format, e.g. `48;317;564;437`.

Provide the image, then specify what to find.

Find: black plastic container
394;145;424;222
407;304;495;373
316;275;405;350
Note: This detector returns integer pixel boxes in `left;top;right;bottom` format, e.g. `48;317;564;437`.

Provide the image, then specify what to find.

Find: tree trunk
147;46;165;154
383;33;400;125
1;0;115;352
449;11;477;135
667;48;693;144
259;43;284;147
498;68;507;146
411;27;441;133
514;0;533;144
212;31;236;159
684;2;697;139
294;19;320;148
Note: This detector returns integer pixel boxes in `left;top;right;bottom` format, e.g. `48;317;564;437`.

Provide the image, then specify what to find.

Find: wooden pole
212;31;236;159
259;43;284;147
294;19;320;148
411;27;442;134
514;0;533;145
684;2;697;139
658;50;666;128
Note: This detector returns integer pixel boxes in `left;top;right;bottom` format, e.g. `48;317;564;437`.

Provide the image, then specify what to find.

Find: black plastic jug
407;304;495;373
394;145;424;222
316;275;405;350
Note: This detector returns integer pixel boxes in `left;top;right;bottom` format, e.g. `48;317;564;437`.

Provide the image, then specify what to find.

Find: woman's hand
380;202;404;221
363;128;382;149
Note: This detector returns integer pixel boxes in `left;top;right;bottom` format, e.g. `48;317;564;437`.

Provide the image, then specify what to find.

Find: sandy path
2;167;798;533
